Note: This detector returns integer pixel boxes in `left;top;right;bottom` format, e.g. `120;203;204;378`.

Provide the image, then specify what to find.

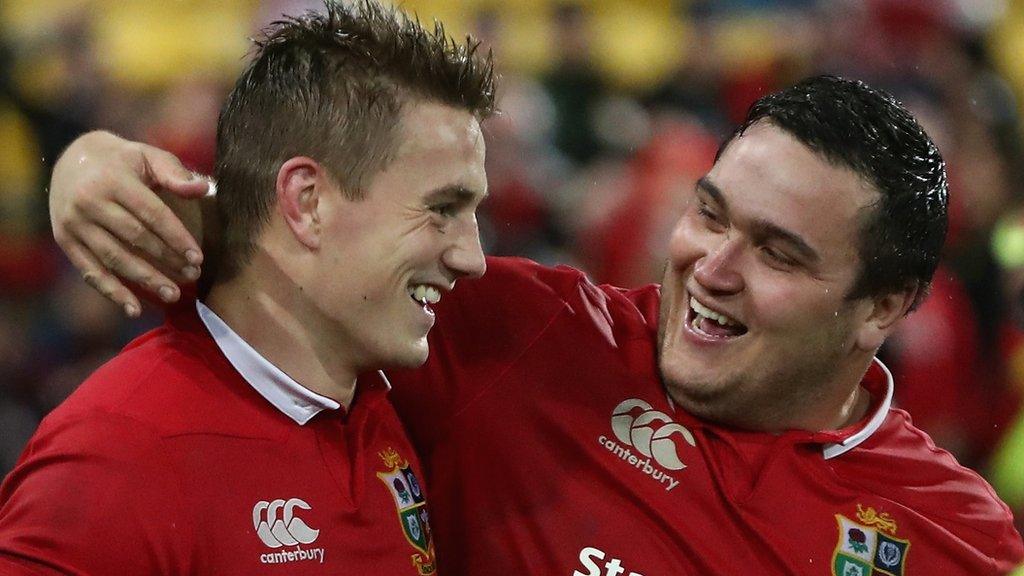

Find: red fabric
389;256;1023;575
887;268;994;459
0;304;437;574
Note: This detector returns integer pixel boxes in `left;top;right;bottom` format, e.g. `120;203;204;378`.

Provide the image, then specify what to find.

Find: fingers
112;176;204;271
82;199;196;277
63;239;142;318
70;223;185;308
47;132;206;313
140;144;212;200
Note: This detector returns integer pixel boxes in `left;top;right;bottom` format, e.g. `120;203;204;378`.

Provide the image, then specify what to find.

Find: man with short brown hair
0;2;494;573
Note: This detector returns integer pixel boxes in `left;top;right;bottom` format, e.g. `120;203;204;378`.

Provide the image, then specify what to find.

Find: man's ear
276;157;322;250
855;283;920;352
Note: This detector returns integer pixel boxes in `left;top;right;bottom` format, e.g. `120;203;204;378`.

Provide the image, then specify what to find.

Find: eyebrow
696;176;726;208
695;176;820;264
425;185;488;204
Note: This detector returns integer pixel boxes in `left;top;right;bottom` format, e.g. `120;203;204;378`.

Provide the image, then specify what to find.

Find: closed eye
760;245;798;269
425;185;486;220
696;199;726;232
430;203;457;218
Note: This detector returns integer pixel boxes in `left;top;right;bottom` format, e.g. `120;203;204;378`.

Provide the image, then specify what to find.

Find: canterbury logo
610;398;695;471
253;498;320;548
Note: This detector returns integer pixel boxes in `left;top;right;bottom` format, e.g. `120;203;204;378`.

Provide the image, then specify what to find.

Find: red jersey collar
196;301;343;425
815;357;894;459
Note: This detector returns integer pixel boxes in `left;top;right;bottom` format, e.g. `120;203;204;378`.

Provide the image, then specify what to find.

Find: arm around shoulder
49;131;209;316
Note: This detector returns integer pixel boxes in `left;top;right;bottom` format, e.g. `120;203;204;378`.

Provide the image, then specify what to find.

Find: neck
725;357;875;434
826;382;871;430
791;358;874;432
205;261;358;409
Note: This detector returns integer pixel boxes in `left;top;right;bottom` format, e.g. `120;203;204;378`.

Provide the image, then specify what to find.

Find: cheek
747;276;845;332
311;248;389;311
401;226;448;263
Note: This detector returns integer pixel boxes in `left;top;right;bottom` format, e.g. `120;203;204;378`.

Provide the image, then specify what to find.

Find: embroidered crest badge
832;505;910;576
377;447;437;575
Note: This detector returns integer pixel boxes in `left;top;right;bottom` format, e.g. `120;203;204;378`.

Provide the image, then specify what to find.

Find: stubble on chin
662;370;732;424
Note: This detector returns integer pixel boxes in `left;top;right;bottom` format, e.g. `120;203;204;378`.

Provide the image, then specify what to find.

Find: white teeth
689;297;736;327
409;285;441;305
425;286;440;304
692;312;708;331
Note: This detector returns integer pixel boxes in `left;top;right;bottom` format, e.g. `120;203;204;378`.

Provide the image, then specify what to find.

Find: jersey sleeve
388;256;660;458
837;410;1024;574
993;518;1024;574
0;410;195;574
387;257;581;452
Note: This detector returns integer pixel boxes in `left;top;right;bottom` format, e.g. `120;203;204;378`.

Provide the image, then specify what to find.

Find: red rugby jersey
0;302;437;575
389;256;1024;576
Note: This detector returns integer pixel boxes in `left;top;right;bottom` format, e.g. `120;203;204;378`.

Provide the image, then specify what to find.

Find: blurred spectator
32;270;145;413
575;118;717;288
0;10;100;173
479;75;570;264
540;2;609;165
883;269;994;466
143;77;224;176
643;19;731;135
0;299;40;474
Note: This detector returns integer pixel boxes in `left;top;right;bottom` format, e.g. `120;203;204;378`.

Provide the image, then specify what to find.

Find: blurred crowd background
2;0;1024;534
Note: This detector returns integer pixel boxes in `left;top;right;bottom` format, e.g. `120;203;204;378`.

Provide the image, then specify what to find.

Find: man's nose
444;215;487;280
692;235;745;295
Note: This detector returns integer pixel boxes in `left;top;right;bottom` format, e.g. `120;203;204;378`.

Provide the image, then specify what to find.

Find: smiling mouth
408;284;441;316
686;296;748;338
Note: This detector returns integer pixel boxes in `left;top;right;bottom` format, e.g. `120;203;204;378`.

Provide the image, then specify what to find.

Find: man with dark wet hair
0;2;493;573
42;68;1024;576
659;74;949;434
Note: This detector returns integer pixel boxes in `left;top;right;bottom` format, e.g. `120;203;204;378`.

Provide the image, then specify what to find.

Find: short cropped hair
719;75;948;311
212;0;496;282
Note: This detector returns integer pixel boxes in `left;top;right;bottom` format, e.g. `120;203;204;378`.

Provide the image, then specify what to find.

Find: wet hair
718;75;948;311
212;0;496;283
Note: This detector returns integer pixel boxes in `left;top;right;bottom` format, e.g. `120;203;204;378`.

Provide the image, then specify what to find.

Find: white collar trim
196;301;340;425
822;357;894;460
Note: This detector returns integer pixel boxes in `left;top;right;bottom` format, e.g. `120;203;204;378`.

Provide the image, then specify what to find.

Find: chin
664;379;739;427
658;351;701;392
661;359;729;410
387;341;430;368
